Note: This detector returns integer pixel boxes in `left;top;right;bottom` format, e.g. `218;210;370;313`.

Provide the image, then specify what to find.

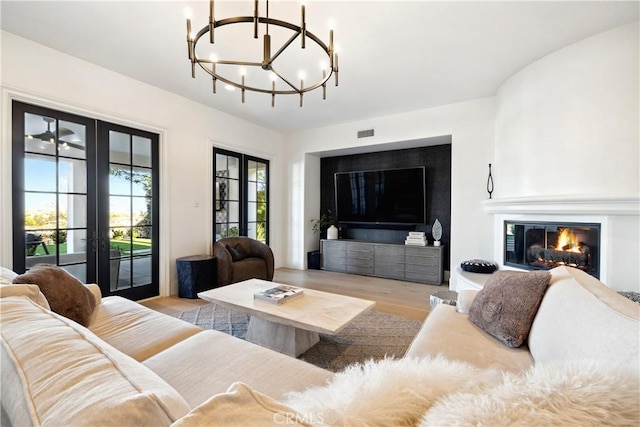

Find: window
213;148;269;244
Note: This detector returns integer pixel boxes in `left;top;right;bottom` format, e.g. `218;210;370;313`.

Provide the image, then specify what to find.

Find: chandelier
186;0;339;107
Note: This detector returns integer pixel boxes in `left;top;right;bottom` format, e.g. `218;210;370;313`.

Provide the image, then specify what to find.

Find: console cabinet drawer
374;245;405;263
346;242;373;274
374;261;405;279
321;240;347;272
405;247;439;267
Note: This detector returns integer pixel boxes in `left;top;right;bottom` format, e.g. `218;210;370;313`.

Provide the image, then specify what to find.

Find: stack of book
254;285;304;305
405;231;427;246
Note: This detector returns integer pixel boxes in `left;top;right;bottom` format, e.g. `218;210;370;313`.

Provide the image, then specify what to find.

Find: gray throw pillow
468;270;550;348
13;264;96;326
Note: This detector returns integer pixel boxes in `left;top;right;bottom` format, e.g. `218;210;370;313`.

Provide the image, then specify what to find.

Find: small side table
177;255;217;299
429;290;458;311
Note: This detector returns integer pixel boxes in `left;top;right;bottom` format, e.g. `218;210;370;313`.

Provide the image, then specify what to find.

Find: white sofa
1;272;332;426
1;265;638;426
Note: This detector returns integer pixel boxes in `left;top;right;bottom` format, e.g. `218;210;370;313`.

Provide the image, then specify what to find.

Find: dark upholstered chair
213;237;274;286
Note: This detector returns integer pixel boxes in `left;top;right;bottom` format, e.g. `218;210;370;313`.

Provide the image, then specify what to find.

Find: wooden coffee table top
198;279;376;335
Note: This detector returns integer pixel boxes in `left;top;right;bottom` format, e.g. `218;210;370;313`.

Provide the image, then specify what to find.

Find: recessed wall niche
319;142;452;270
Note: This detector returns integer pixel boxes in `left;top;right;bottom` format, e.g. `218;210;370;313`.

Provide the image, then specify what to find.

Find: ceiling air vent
357;129;375;139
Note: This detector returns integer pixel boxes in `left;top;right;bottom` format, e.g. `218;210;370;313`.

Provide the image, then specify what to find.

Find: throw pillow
468;270;550;348
460;259;497;274
455;290;478;315
1;266;19;284
226;244;248;262
13;264;96;326
175;382;309;427
0;283;51;310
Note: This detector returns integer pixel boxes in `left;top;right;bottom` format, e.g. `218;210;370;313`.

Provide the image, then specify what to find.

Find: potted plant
308;210;334;269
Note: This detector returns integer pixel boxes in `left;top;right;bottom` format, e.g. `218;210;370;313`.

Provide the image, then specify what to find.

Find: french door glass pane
132;136;152;167
58;120;86;160
132;256;152;286
58;194;87;228
59;158;87;193
25;154;56;191
109;131;130;163
228;180;240;200
248;182;257;202
109;166;132;195
132;168;151;196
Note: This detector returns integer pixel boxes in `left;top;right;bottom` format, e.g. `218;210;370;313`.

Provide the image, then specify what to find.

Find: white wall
495;21;639;198
282;98;497;276
492;22;639;290
0;31;285;295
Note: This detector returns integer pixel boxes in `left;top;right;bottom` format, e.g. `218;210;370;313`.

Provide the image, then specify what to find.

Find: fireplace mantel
482;195;639;216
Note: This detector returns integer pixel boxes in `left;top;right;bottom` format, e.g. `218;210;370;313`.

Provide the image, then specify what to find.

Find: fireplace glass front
504;221;600;279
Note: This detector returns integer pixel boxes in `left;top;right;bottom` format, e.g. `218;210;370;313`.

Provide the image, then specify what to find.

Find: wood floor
141;268;447;321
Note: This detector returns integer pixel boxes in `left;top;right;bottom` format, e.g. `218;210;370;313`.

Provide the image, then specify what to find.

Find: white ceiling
1;1;638;134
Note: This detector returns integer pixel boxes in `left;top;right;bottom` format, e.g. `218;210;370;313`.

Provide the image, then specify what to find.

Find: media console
320;239;444;285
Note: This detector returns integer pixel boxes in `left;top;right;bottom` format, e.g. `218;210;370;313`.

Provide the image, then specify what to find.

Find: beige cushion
89;296;202;361
456;290;478;315
0;267;18;284
0;283;50;310
1;296;191;426
173;382;309;427
13;264;96;326
528;266;640;369
85;283;102;307
405;304;533;373
144;330;333;408
468;270;550;348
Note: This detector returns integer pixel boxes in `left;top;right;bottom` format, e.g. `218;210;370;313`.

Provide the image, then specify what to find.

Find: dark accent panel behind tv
320;143;451;270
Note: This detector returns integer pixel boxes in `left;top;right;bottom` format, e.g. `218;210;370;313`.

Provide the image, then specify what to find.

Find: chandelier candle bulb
254;0;259;39
212;64;217;93
322;70;327;99
263;34;271;67
329;29;334;67
209;0;215;43
300;79;304;107
301;4;306;48
186;19;193;59
241;75;246;103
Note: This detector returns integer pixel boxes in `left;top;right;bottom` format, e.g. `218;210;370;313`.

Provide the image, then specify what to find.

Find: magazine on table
254;285;304;305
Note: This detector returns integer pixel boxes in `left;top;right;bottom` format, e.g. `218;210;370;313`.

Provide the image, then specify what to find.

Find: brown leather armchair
213;237;274;286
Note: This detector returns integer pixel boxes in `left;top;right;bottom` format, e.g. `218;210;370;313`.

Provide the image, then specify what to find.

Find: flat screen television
335;167;426;225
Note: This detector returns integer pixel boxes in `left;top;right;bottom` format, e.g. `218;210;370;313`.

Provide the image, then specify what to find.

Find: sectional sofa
1;265;638;426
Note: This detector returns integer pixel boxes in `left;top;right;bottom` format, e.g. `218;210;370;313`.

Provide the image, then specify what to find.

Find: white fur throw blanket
284;357;639;427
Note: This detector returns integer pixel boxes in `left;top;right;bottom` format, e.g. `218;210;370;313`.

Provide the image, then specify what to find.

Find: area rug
171;303;423;372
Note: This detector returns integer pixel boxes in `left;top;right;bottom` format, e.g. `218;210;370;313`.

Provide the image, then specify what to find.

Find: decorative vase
432;219;442;246
327;225;338;240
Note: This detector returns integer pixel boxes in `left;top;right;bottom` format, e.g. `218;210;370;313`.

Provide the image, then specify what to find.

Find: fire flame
556;228;582;253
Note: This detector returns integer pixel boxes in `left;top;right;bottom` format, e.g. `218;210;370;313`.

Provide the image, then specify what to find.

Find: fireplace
504;221;601;279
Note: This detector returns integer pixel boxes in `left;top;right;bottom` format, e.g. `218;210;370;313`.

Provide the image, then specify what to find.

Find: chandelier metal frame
186;0;339;106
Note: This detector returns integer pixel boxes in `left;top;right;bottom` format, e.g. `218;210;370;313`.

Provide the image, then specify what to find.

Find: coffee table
198;279;376;357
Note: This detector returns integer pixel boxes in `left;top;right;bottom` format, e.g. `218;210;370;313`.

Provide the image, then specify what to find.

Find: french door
11;101;159;300
213;148;269;244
